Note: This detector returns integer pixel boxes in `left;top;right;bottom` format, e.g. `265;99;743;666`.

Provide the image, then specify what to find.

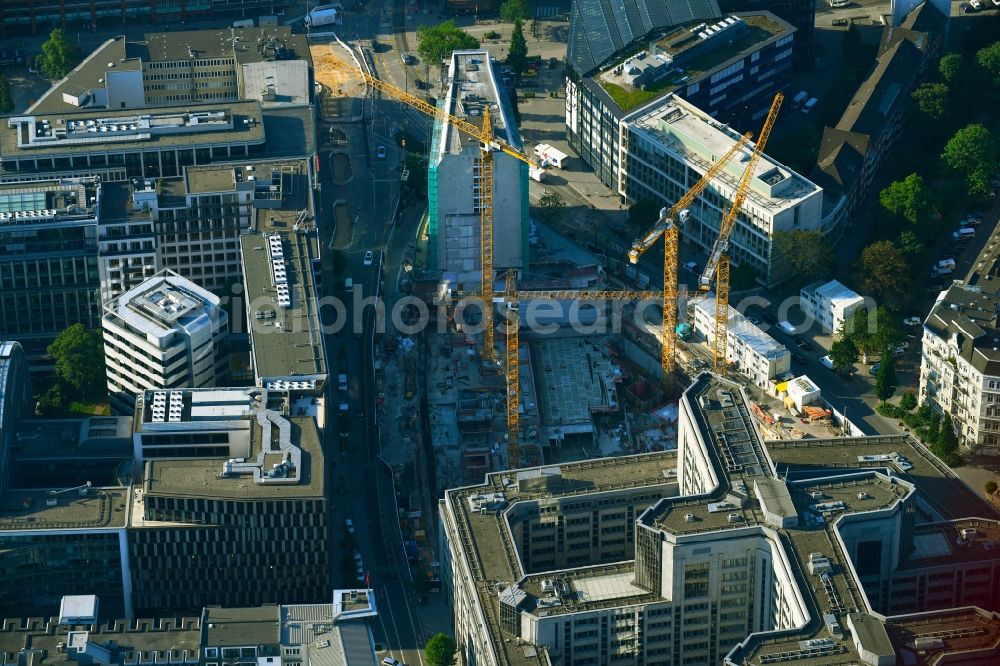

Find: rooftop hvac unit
857;491;870;500
727;513;743;523
810;491;823;499
684;513;696;522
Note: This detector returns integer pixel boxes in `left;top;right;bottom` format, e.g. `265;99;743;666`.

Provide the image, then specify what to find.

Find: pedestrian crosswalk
535;5;561;18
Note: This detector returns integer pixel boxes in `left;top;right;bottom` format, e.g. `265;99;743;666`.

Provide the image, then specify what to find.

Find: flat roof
0;176;100;228
0;487;131;531
104;270;221;336
532;336;620;430
204;606;281;648
885;607;1000;664
142;415;324;500
1;102;265;161
899;518;1000;569
696;297;788;360
626;93;818;213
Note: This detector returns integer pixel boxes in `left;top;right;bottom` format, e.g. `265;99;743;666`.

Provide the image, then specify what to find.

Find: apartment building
0;341;29;493
102;271;229;414
0;590;381;666
919;282;1000;455
800;279;868;334
565;4;796;190
0;177;102;352
439;372;1000;666
429;50;528;283
622;94;822;286
811;2;945;242
0;1;289;37
692;297;791;387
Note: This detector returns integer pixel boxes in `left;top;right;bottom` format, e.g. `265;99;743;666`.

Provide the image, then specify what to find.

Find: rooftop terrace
0;177;99;228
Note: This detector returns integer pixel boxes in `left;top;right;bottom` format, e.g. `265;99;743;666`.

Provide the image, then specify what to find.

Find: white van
344;277;354;293
801;98;818;114
830;0;849;7
791;90;808;108
820;355;835;370
954;228;975;240
778;320;797;336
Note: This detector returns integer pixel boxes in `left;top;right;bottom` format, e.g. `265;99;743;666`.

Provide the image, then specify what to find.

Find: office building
428;50;527;283
692;297;791;387
0;2;292;38
0;590;382;666
919;281;1000;456
439;372;1000;666
102;271;229;414
717;0;815;70
27;28;312;116
237;160;327;390
566;5;796;190
129;387;329;611
0;177;102;352
0;340;29;492
622;94;822;285
800;279;868;334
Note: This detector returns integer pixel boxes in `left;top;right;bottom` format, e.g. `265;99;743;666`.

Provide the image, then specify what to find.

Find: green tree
416;21;480;65
941;123;998;198
843;306;903;360
830;337;859;371
0;72;13;114
897;230;924;257
507;19;528;75
47;324;105;399
985;480;998;496
934;412;960;465
879;173;933;226
730;262;757;291
37;383;64;416
538;191;566;224
928;411;941;443
875;350;897;402
425;633;457;666
38;28;79;80
910;83;950;122
977;41;1000;87
939;52;963;85
500;0;530;23
772;230;836;288
899;391;917;411
859;240;910;309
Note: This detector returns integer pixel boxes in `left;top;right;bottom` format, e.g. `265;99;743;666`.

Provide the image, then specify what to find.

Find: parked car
792;352;806;365
903;317;922;326
376;145;386;159
820;355;835;370
345;519;355;534
870;363;881;376
364;250;374;265
382;659;400;666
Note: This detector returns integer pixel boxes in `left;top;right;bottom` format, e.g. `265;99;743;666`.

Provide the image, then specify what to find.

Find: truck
533;144;568;169
675;322;693;341
305;4;342;27
529;166;547;182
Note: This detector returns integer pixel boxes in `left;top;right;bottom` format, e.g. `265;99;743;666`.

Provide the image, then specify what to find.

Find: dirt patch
332;201;354;248
330;151;353;184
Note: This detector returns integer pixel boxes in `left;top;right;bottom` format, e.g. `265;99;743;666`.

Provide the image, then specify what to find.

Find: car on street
891;342;908;355
345;519;355;534
820;355;834;370
376;145;386;159
870;362;881;376
795;339;810;350
903;317;922;326
364;250;374;265
401;52;417;65
382;659;400;666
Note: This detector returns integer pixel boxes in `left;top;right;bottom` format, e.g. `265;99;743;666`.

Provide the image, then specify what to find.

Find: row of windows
146;59;236;69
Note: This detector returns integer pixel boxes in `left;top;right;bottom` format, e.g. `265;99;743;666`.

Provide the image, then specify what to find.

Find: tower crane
313;47;541;360
627;131;752;377
698;93;784;375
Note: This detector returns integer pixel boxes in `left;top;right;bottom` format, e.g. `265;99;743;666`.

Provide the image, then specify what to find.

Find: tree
934;412;960;465
939;52;963;85
830;338;859;371
879;173;934;226
771;230;836;287
730;262;758;291
910;83;950;122
843;305;903;358
859;241;910;309
985;480;998;496
875;350;897;402
537;191;566;224
507;19;528;75
941;124;998;198
928;411;941;444
37;384;64;417
0;72;13;114
900;391;917;411
897;230;924;257
626;197;661;228
38;28;79;80
425;633;457;666
977;41;1000;87
500;0;530;23
47;324;105;399
416;21;480;65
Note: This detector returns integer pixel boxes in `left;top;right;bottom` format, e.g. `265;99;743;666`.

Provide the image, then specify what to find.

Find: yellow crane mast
698;93;784;375
313;48;540;360
627;132;752;377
